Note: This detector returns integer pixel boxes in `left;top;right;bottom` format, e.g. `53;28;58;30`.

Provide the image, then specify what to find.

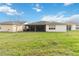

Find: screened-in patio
24;25;46;32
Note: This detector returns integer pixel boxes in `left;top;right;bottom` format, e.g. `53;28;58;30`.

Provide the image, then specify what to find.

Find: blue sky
0;3;79;22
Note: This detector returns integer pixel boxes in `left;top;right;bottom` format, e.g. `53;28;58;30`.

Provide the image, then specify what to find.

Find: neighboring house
0;21;26;32
24;21;68;32
66;19;79;30
66;22;78;31
70;24;79;30
76;25;79;30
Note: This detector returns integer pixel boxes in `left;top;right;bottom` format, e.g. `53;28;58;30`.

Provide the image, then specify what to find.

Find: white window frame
49;25;55;30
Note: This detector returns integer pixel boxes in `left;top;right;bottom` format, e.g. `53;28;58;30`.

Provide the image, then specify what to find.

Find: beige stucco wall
0;25;13;32
0;25;24;32
46;25;67;32
16;25;24;32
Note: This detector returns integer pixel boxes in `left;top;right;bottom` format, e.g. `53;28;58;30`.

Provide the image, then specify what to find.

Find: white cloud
33;8;42;12
69;14;79;20
41;11;68;22
41;15;66;22
64;3;73;6
41;13;79;22
0;5;23;16
33;4;42;12
66;14;79;24
5;3;12;6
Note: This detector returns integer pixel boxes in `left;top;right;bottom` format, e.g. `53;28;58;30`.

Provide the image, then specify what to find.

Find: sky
0;3;79;22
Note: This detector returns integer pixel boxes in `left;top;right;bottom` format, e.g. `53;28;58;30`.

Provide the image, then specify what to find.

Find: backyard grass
0;31;79;56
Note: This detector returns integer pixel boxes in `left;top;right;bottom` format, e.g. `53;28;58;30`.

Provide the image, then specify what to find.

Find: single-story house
24;21;73;32
0;21;77;32
0;21;26;32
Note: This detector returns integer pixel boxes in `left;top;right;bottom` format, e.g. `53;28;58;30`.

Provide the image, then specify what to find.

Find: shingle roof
26;21;66;25
0;21;26;25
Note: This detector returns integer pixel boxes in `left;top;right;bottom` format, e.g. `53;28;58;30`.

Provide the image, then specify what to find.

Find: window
49;25;55;30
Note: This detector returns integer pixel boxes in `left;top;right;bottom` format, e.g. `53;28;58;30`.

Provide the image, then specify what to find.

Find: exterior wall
55;25;67;32
0;25;13;32
46;25;55;32
0;25;24;32
12;25;17;32
46;25;67;32
71;25;76;30
16;25;24;32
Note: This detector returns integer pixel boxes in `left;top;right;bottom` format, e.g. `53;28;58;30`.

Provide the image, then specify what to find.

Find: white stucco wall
46;25;55;32
55;25;67;32
46;25;67;32
71;25;76;30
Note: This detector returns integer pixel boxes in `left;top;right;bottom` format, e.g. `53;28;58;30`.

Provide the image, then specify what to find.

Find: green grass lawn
0;31;79;56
